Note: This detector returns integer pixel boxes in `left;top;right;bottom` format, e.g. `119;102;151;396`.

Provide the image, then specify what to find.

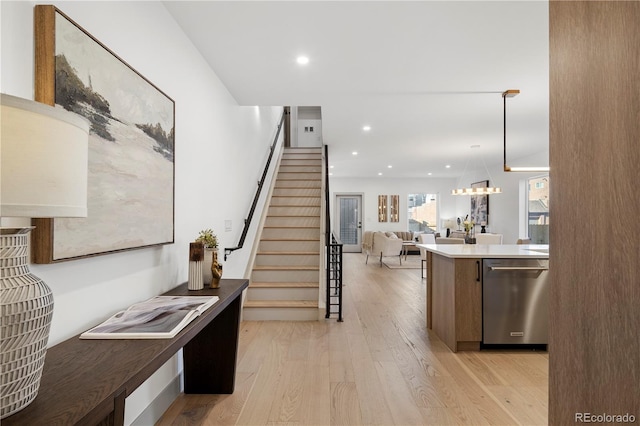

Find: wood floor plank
156;252;548;426
330;382;362;426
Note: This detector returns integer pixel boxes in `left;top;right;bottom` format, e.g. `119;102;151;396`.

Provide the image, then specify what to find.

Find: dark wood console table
3;278;248;426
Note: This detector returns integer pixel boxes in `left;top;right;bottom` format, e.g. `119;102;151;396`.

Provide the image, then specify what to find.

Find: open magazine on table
80;295;219;339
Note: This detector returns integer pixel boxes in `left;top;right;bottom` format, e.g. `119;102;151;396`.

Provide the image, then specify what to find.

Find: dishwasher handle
489;266;549;271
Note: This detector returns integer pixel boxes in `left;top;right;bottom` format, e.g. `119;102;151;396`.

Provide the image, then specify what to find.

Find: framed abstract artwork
32;6;175;263
470;180;489;225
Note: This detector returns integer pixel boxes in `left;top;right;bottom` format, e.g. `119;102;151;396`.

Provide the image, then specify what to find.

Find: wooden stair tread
252;265;319;271
243;300;318;308
257;251;319;256
263;226;320;229
251;282;319;288
260;238;320;242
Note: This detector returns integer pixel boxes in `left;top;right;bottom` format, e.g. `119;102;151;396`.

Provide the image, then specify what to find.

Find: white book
80;295;219;339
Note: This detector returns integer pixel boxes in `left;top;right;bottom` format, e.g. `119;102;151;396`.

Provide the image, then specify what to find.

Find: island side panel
431;254;456;351
426;251;433;329
454;258;482;351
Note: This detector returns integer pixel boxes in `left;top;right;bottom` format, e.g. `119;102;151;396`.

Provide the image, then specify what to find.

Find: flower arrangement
460;215;475;233
463;219;475;232
196;228;218;249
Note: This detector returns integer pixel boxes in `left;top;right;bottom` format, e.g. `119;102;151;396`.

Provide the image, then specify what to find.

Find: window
407;193;437;233
526;176;549;243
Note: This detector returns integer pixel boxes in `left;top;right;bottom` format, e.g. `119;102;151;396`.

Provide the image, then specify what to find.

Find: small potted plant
196;228;218;249
195;229;222;287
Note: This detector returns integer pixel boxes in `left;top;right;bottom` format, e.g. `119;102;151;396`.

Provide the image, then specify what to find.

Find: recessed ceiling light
296;56;309;65
387;165;392;168
329;172;333;176
445;164;451;169
330;165;334;169
378;172;383;176
363;125;371;131
428;172;432;176
352;151;358;156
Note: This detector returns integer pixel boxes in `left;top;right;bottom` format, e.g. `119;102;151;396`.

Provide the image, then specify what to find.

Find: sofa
362;231;404;266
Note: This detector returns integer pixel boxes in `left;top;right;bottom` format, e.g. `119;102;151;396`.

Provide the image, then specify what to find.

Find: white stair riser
279;161;322;168
268;206;321;216
251;269;319;283
261;227;319;240
242;307;319;321
283;147;322;153
277;173;321;181
270;197;320;207
278;166;322;173
272;187;321;197
281;153;322;159
255;254;319;266
247;287;318;301
274;180;321;189
265;217;320;228
259;240;320;252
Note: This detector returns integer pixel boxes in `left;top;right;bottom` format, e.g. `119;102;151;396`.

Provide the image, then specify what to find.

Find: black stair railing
324;145;343;321
224;110;285;261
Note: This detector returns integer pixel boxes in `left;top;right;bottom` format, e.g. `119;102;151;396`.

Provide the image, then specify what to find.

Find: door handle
489;266;549;271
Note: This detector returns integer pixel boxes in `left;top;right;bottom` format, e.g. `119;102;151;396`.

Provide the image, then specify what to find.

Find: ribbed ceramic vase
0;228;54;419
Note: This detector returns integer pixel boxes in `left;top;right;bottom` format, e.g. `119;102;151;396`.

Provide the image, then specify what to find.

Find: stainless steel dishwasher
482;258;549;345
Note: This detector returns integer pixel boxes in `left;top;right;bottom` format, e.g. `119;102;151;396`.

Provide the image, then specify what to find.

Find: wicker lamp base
0;228;54;419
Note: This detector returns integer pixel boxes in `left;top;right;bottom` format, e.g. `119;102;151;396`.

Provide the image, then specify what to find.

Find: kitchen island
417;244;549;352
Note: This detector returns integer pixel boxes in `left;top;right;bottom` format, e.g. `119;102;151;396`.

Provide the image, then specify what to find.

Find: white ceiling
164;1;549;179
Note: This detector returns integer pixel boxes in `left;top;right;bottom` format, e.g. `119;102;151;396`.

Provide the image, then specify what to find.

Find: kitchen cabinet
421;244;549;352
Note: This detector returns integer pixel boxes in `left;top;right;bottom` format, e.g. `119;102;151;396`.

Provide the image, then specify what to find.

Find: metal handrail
224;110;285;261
324;145;343;321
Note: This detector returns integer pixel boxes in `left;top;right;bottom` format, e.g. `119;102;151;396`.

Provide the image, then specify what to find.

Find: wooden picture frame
32;6;175;263
390;195;399;222
378;195;388;222
470;180;489;225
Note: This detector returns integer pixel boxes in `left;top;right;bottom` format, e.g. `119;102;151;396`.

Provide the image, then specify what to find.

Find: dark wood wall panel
549;1;640;423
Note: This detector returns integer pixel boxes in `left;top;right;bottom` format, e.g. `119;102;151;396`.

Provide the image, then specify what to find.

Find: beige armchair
475;233;503;244
418;233;436;278
435;237;465;244
363;231;403;266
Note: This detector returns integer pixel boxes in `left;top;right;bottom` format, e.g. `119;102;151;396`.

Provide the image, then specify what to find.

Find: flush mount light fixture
502;89;550;172
296;56;309;65
451;145;503;196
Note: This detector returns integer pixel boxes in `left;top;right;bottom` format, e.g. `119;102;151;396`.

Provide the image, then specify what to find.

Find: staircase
243;147;323;321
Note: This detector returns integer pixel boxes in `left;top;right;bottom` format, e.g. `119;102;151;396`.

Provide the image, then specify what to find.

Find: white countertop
416;244;549;259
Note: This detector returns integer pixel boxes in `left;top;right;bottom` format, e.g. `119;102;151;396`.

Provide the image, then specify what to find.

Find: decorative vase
1;228;54;419
210;250;223;289
202;247;215;285
188;242;204;291
465;230;476;244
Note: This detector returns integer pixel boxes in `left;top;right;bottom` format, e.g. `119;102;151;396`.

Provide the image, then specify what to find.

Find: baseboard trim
131;375;181;426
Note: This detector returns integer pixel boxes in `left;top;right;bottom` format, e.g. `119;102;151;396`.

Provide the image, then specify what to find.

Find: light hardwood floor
157;253;548;425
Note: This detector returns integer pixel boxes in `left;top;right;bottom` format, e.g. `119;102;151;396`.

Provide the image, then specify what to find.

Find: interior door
335;194;362;252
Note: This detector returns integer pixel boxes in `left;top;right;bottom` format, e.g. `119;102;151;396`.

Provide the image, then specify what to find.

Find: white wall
330;151;549;245
1;1;281;423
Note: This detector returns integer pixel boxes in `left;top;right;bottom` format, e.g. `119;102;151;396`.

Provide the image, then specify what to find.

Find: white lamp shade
1;94;89;218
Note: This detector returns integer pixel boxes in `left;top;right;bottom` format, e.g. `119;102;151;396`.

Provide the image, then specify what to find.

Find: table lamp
1;93;89;418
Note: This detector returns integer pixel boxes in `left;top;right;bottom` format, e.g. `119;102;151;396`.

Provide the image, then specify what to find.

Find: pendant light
502;89;550;172
451;145;502;195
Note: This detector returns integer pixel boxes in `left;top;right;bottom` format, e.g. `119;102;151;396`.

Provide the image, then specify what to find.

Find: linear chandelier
451;145;502;196
503;89;550;172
